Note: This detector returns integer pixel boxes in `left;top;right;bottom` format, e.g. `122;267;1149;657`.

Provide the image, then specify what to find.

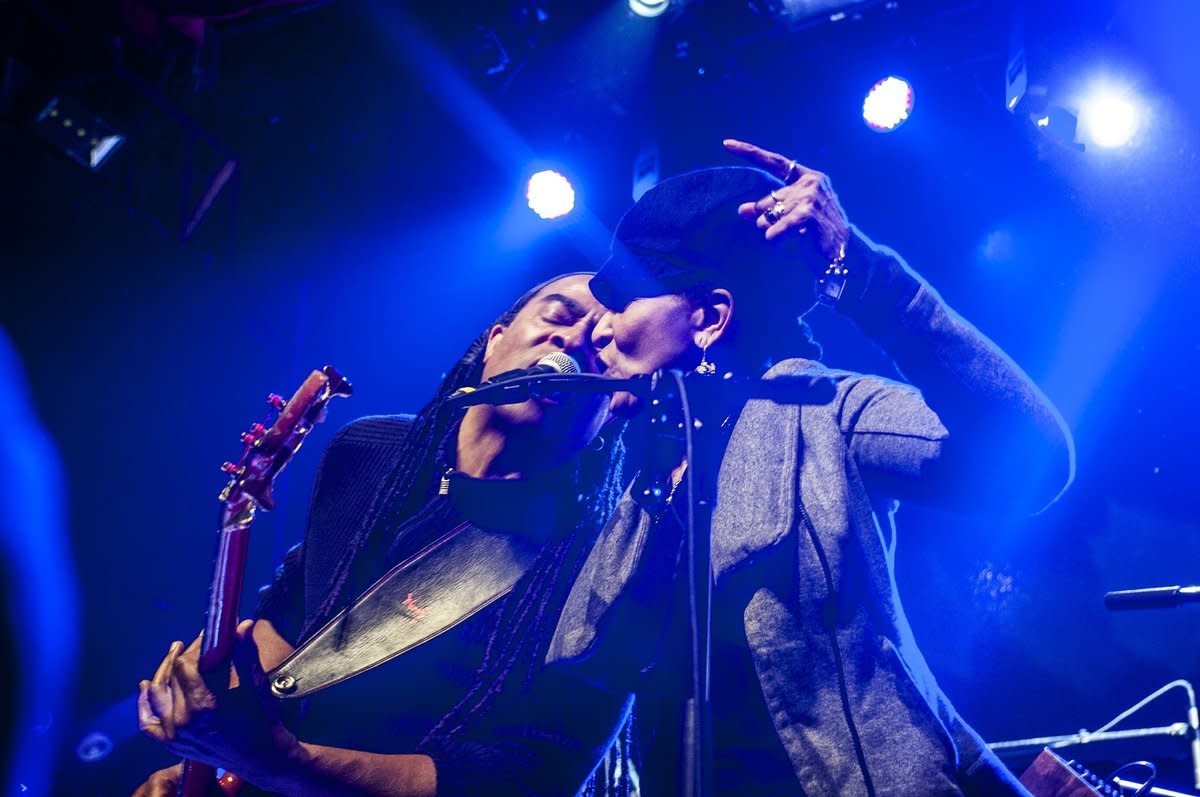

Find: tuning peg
267;393;286;410
321;365;353;397
240;423;265;444
221;461;241;475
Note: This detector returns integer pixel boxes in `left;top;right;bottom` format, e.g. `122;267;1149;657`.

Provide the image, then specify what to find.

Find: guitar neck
178;506;256;797
199;518;254;675
175;366;350;797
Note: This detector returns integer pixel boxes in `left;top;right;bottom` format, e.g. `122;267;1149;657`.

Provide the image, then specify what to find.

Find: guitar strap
266;516;546;700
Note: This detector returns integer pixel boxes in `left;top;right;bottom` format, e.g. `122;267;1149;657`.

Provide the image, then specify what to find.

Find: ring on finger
784;160;801;183
770;189;784;201
764;201;786;223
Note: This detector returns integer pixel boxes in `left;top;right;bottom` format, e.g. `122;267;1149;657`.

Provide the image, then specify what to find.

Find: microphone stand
445;369;837;797
619;371;814;797
989;679;1200;791
649;371;723;797
989;723;1192;751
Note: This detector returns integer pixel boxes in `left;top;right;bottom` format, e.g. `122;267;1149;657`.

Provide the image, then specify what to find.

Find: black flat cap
591;166;793;310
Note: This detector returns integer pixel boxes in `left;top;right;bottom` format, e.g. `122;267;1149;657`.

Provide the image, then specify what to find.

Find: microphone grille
537;352;580;375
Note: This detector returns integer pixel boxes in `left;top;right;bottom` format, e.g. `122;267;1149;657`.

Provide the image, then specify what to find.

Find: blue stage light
1078;87;1140;149
629;0;669;18
526;170;575;219
862;76;914;132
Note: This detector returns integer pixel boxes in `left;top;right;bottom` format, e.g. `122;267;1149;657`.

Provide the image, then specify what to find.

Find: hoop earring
588;434;607;452
695;344;717;376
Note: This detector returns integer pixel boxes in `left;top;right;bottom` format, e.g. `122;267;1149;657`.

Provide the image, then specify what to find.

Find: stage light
1031;106;1080;151
1078;87;1140;149
33;96;125;171
629;0;669;18
526;170;575;219
862;76;913;132
76;731;113;762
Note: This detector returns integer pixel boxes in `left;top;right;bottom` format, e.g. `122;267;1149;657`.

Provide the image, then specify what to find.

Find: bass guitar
177;365;351;797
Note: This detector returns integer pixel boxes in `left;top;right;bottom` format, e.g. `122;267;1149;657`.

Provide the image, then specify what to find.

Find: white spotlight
629;0;669;18
1078;88;1140;149
526;170;575;220
863;76;914;132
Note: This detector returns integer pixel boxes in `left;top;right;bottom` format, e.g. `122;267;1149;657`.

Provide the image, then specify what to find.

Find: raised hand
724;138;851;269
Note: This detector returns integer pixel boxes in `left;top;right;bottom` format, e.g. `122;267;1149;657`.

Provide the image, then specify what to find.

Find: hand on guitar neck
133;619;296;796
133;367;348;796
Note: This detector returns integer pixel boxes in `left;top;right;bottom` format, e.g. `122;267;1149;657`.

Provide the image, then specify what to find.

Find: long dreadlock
301;274;578;637
299;273;634;795
416;430;632;797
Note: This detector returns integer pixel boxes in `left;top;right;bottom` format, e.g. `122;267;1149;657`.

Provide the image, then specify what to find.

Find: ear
483;323;506;363
689;288;734;349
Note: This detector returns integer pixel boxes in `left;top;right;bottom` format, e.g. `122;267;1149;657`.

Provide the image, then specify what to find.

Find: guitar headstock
219;365;351;513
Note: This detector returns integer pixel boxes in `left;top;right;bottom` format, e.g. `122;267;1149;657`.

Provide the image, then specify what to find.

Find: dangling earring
695;342;717;376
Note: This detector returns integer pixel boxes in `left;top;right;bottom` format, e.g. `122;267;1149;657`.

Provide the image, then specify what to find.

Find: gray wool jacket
547;230;1075;797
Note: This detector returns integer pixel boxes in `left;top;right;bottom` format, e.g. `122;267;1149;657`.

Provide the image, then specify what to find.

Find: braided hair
299;273;633;794
301;274;594;635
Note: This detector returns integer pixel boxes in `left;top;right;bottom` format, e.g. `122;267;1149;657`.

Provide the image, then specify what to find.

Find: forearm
838;228;1074;510
252;744;436;797
424;673;634;797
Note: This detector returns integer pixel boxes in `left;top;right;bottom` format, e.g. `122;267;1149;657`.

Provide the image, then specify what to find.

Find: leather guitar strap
265;520;542;700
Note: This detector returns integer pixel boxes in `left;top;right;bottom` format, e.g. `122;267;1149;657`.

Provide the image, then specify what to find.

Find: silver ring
784;160;801;183
770;189;784;201
764;201;786;223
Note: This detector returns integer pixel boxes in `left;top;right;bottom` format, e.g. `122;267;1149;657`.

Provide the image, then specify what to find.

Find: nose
590;311;614;352
550;315;606;372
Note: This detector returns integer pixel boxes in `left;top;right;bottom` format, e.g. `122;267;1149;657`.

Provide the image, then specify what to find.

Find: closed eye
543;309;576;325
539;293;587;325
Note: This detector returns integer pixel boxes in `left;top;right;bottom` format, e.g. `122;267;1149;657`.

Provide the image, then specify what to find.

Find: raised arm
727;138;1074;515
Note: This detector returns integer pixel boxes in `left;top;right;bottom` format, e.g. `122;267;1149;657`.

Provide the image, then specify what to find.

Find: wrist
817;227;923;329
814;237;850;306
240;727;309;792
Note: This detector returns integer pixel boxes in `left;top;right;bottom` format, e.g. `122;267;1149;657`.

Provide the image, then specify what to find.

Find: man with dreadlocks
133;273;637;797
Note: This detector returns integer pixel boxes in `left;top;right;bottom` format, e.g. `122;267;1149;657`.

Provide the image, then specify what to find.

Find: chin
492;398;548;429
500;395;609;449
606;391;642;419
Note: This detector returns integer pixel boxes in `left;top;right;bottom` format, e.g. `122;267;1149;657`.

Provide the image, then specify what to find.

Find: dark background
2;0;1199;792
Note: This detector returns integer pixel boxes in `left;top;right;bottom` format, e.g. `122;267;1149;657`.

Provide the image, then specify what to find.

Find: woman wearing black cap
548;141;1075;796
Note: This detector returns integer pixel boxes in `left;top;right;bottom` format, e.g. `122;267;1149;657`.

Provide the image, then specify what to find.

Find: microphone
448;353;581;408
494;352;581;381
1104;585;1200;610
